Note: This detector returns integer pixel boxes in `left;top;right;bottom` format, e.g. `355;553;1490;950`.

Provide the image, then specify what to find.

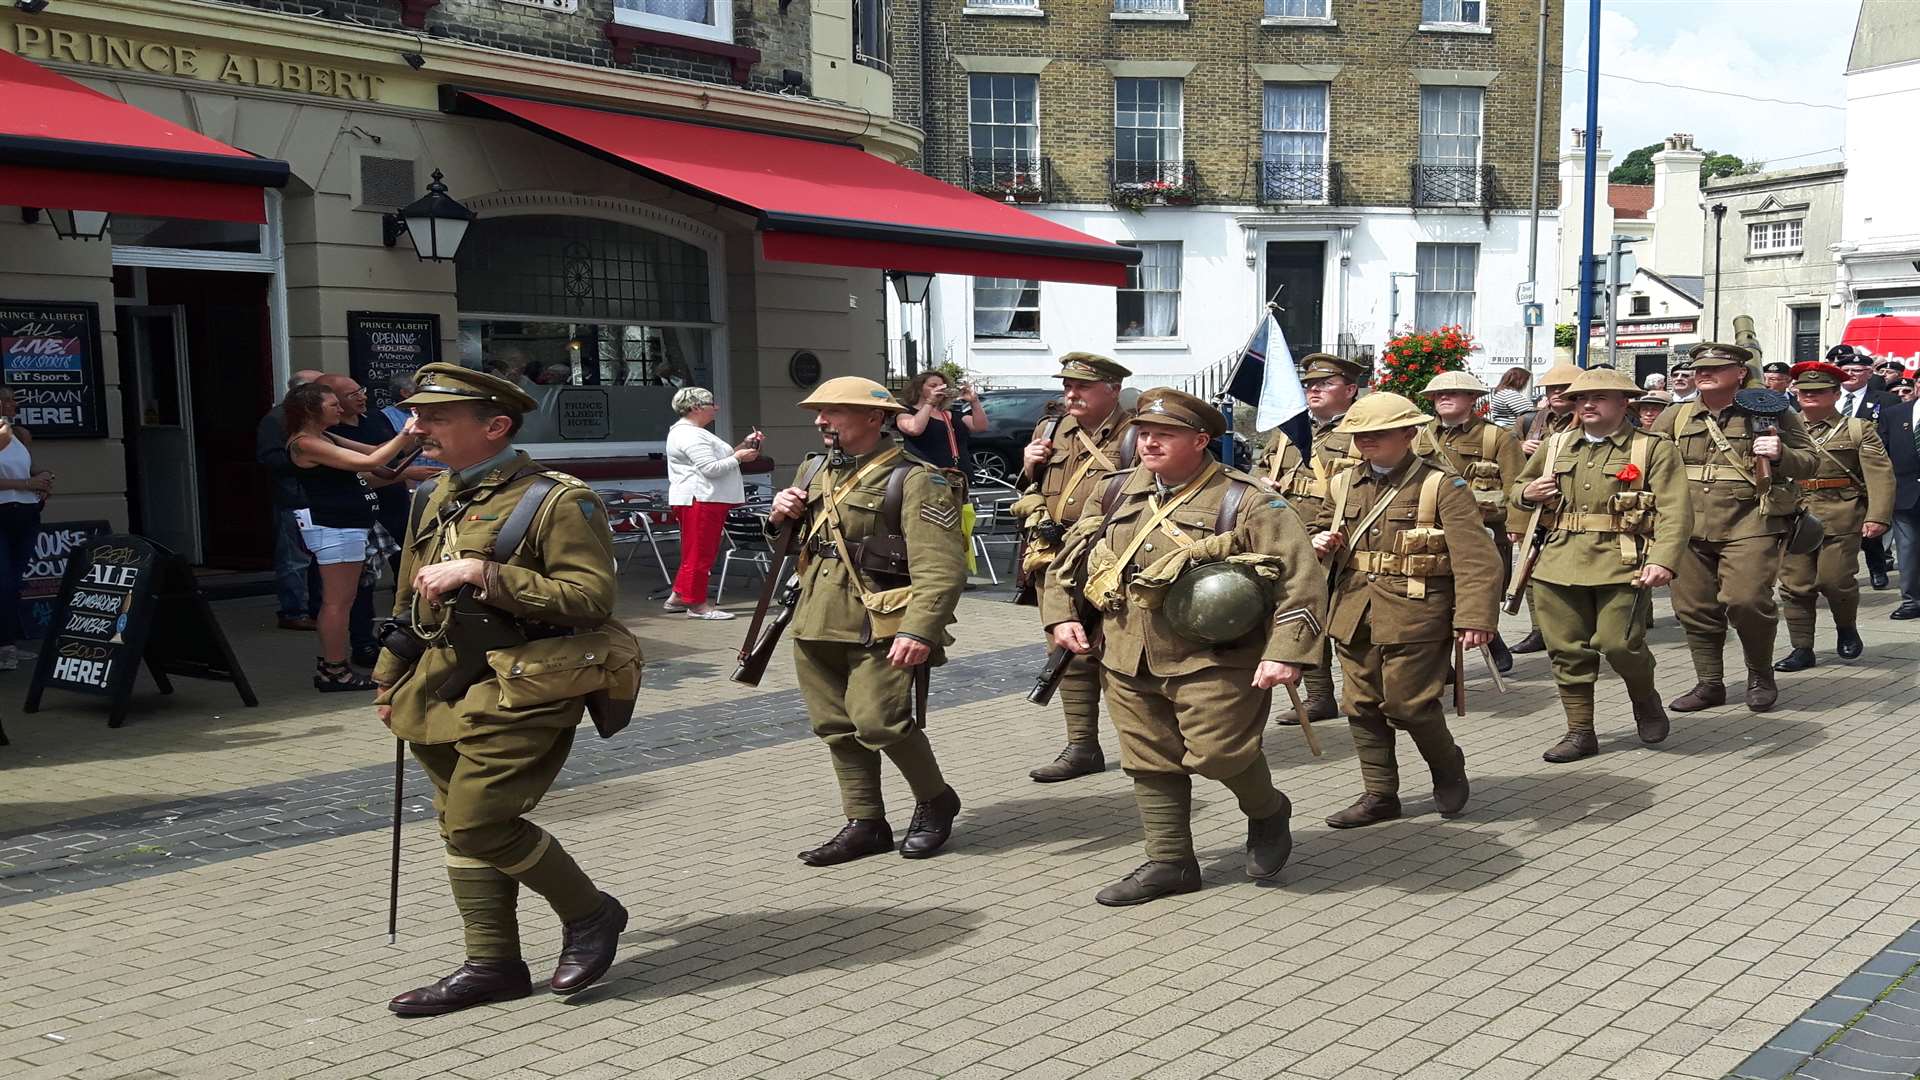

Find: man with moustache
1016;353;1135;782
1774;361;1894;670
1254;353;1367;721
1044;389;1325;904
1510;367;1689;762
767;377;967;865
1652;343;1818;712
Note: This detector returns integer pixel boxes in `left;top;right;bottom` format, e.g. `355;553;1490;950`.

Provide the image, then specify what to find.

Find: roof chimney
1559;128;1616;302
1651;133;1707;276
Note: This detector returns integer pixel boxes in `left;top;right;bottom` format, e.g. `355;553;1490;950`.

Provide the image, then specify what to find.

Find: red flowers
1616;463;1642;483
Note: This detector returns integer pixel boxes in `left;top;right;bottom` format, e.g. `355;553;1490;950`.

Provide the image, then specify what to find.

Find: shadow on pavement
947;785;1143;858
571;905;984;1003
1642;709;1832;759
1258;818;1525;895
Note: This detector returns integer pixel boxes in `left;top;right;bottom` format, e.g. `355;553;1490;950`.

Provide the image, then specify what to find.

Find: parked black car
968;387;1062;479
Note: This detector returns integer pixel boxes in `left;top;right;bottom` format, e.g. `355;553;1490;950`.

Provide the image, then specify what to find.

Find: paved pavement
3;571;1920;1080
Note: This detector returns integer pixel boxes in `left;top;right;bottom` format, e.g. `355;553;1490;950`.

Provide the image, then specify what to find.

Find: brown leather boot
1274;694;1339;726
1095;858;1203;906
1325;793;1402;829
899;787;961;859
1542;730;1599;763
799;819;893;866
1669;681;1726;712
1430;748;1469;817
1632;696;1670;744
550;893;628;994
1746;670;1779;712
1029;743;1105;783
1510;629;1546;654
389;959;532;1016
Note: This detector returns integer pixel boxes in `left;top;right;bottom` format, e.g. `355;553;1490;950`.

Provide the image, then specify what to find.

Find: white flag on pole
1254;312;1306;432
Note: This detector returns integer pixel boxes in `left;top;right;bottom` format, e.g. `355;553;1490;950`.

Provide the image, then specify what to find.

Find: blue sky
1559;0;1857;173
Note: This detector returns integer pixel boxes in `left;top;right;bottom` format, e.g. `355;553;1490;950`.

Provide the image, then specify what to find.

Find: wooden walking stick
1282;683;1324;758
1479;644;1509;695
388;737;403;945
1453;639;1468;717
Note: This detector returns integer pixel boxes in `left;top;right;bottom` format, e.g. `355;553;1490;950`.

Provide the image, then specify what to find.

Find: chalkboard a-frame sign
19;534;257;740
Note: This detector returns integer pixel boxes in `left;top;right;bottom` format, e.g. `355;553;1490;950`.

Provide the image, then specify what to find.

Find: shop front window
456;215;717;449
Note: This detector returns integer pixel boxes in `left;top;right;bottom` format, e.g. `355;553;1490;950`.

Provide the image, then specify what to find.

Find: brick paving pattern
2;588;1919;1080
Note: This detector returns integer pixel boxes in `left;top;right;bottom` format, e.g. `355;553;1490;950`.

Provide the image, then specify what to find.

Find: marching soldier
1310;394;1502;828
1774;361;1895;670
374;364;641;1015
766;377;967;866
1632;389;1675;431
1044;389;1326;905
1015;353;1134;782
1255;353;1367;721
1508;360;1582;654
1417;370;1525;670
1508;367;1690;762
1651;343;1818;712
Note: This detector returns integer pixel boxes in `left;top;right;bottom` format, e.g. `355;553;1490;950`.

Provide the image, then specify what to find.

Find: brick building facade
896;0;1566;396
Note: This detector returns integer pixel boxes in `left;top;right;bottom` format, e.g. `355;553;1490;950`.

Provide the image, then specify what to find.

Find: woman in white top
0;387;53;671
665;387;760;619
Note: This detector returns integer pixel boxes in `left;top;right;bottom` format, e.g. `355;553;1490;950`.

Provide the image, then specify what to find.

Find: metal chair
715;509;775;603
603;489;680;581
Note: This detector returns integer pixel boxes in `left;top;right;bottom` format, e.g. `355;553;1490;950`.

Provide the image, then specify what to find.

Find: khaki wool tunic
1795;416;1895;536
1024;408;1133;527
1650;401;1819;539
1510;427;1692;587
1257;416;1360;523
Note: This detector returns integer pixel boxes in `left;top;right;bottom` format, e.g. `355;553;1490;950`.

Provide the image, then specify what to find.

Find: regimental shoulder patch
1452;477;1468;488
920;499;961;531
578;498;597;520
1268;497;1289;509
928;473;949;487
1272;606;1323;638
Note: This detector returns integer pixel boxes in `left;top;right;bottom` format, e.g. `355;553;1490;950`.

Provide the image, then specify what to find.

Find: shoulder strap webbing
881;460;914;536
487;476;561;561
407;476;442;542
1100;471;1130;516
1118;426;1140;470
1415;468;1443;530
1812;419;1868;487
1215;479;1250;534
1627;432;1651;492
1481;420;1498;461
1327;467;1354;530
1671;401;1698;442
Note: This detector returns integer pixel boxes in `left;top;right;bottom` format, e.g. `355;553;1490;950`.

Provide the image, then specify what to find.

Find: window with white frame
1421;0;1484;26
974;278;1041;339
1749;219;1803;254
969;74;1040;184
1265;0;1329;17
1419;86;1482;165
854;0;890;73
611;0;731;44
1415;243;1478;332
1114;78;1184;184
1261;83;1329;201
1117;242;1181;338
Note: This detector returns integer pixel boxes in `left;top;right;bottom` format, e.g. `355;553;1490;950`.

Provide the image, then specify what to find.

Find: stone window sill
973;339;1051;350
1115;339;1187;350
1418;22;1491;35
1111;12;1189;21
1260;16;1336;27
962;6;1046;17
1747;250;1804;260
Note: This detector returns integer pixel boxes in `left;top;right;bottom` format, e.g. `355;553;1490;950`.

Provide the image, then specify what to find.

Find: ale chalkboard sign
20;534;256;737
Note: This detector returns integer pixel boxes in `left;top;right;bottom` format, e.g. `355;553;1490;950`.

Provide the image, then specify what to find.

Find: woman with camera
896;371;987;473
665;387;760;619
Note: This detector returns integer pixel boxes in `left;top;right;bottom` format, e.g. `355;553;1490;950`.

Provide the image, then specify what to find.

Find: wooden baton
1282;683;1324;758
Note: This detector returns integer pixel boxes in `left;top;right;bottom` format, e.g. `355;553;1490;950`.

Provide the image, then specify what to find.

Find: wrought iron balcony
965;157;1049;203
1256;160;1341;205
1412;161;1494;210
1108;158;1199;208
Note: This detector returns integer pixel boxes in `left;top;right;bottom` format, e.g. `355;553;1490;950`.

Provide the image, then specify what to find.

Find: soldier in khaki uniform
374;364;639;1015
1015;353;1133;782
1310;393;1502;828
1633;390;1676;431
767;377;968;866
1774;361;1895;670
1509;367;1691;762
1651;342;1819;712
1508;361;1582;654
1417;370;1526;670
1254;353;1367;721
1044;389;1326;905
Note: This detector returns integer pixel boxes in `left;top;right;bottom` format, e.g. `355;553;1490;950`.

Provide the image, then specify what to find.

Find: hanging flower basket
1110;179;1198;212
1375;325;1478;413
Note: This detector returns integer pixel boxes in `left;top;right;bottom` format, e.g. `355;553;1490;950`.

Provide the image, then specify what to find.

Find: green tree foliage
1607;143;1759;185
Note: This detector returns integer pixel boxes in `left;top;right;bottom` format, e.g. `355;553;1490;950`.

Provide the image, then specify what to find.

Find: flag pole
1217;296;1283;465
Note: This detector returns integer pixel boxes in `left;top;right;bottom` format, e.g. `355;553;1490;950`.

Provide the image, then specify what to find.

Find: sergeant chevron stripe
920;502;961;530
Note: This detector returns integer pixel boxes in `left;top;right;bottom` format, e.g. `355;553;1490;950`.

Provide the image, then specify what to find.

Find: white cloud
1559;0;1854;172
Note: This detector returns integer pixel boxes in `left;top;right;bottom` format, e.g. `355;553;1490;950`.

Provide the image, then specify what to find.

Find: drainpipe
1711;203;1727;339
1524;0;1547;369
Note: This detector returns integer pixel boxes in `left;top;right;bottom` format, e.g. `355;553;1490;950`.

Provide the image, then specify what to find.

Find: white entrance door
121;305;202;561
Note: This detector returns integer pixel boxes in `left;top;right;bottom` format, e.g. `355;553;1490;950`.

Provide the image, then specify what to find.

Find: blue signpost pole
1574;0;1602;368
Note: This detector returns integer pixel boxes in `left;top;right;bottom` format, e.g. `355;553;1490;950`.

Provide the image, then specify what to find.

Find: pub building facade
0;0;1132;568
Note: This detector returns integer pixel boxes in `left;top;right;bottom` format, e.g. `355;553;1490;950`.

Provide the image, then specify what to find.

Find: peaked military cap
1054;352;1131;383
798;376;907;413
1790;361;1847;390
1299;353;1369;384
1419;370;1489;396
1128;388;1226;437
1633;389;1676;408
400;362;539;414
1689;342;1755;368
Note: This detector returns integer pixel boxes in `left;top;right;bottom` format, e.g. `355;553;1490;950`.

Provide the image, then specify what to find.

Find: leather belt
1685;464;1753;483
1801;477;1857;492
1349;551;1453;576
1546;511;1628;534
807;537;841;559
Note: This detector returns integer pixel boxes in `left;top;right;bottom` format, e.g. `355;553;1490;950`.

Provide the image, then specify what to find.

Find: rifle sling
738;455;829;661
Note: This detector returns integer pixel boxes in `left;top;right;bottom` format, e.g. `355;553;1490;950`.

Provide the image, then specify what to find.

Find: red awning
0;51;288;223
449;90;1139;286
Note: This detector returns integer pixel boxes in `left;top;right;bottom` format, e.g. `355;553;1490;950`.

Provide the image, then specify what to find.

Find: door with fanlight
120;305;202;561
